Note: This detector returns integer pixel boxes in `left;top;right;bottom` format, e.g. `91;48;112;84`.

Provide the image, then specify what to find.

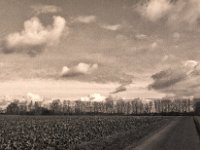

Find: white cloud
31;5;61;15
27;92;43;102
151;42;158;49
137;0;200;27
183;60;199;75
74;15;96;23
135;34;148;40
61;62;98;77
3;16;66;56
184;60;198;68
80;93;106;102
162;55;169;62
0;99;10;108
173;32;180;39
137;0;172;21
101;24;121;31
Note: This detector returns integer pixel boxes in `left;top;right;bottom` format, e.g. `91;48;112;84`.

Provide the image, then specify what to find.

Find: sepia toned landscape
1;0;200;149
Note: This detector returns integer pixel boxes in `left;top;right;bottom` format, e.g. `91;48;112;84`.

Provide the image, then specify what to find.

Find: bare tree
6;101;19;115
50;99;62;114
74;100;82;114
63;100;71;115
105;97;114;114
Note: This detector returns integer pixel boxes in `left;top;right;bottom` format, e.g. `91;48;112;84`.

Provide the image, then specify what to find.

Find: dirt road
132;117;200;150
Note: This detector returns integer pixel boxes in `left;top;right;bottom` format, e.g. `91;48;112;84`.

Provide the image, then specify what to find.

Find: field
0;115;172;150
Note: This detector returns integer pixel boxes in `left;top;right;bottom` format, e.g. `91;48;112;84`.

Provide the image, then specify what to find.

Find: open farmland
0;115;172;150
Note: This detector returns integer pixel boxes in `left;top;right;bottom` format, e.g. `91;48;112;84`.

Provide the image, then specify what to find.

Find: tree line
2;97;200;116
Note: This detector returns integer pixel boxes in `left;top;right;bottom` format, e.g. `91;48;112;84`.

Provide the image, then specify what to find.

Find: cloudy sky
1;0;200;101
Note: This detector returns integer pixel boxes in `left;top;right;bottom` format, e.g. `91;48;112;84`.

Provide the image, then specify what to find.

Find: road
132;117;200;150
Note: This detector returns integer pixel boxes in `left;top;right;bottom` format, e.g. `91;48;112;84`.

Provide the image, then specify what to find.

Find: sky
1;0;200;102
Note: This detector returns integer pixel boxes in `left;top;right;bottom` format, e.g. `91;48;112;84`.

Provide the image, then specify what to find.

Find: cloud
111;80;132;94
167;0;200;26
184;60;198;68
149;68;187;90
173;32;180;39
2;16;66;56
0;99;9;108
31;5;61;15
80;93;106;102
111;85;127;94
61;63;98;77
149;60;200;96
106;95;123;101
73;15;96;23
135;34;148;40
27;92;43;102
137;0;200;27
162;55;169;62
151;42;158;49
137;0;172;21
101;24;121;31
184;60;199;75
